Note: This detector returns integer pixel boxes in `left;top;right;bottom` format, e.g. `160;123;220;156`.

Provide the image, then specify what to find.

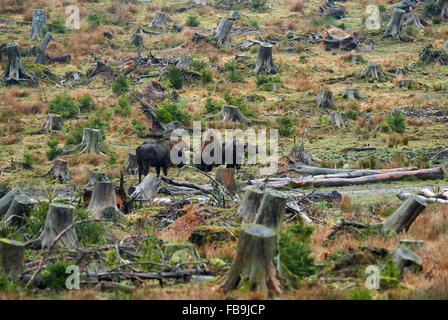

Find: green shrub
76;94;95;113
346;287;372;300
424;0;441;16
112;75;129;95
346;109;360;120
378;4;386;12
385;112;406;133
186;14;200;27
255;73;281;87
191;59;207;72
24;202;49;240
223;92;254;117
75;208;107;246
46;137;62;160
167;66;184;90
115;95;131;116
23;152;33;169
248;18;258;28
204;97;221;114
138;235;162;270
87;12;102;27
279;222;315;277
278;116;295;137
201;68;213;84
224;61;244;83
48;93;78;119
40;260;71;291
50;14;66;34
131;119;147;138
65;117;108;145
251;0;266;10
156;102;192;123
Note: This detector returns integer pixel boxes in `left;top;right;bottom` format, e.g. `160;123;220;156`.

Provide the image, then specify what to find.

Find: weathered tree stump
228;10;242;20
316;89;334;108
43;159;71;182
255;189;287;232
220;224;281;295
176;55;193;70
360;62;386;81
382;196;426;235
0;238;24;275
392;245;422;273
3;195;37;226
342;88;363;100
125;151;138;175
129;33;143;47
2;42;37;86
83;171;109;207
330;111;349;127
130;174;161;204
75;128;111;155
0;187;24;218
397;79;414;89
35;32;52;65
236;189;264;223
254;43;277;74
87;182;119;219
43;114;63;132
215;168;235;196
213;18;232;45
404;13;427;28
29;9;47;40
383;8;405;40
149;11;172;29
218;105;249;123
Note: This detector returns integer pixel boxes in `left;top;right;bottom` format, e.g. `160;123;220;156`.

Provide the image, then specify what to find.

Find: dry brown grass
284;0;305;12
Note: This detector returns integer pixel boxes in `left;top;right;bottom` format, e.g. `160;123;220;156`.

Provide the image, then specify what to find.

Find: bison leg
163;164;168;176
156;166;161;177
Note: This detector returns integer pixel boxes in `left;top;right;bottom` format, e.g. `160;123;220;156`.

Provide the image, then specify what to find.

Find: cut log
342;88;363;99
29;9;47;40
213;18;232;45
218;105;249;123
311;167;416;179
149;11;172;29
330;111;349;127
2;42;37;86
360;62;386;82
236;189;264;223
125;151;138;175
381;196;426;235
220;224;281;295
0;187;25;218
0;238;24;275
255;189;287;232
38;203;78;250
316;89;334;108
130;174;161;203
392;245;422;273
340;146;376;153
87;182;120;219
436;188;448;200
129;33;143;47
387;0;416;12
418;188;436;199
49;54;71;64
3;195;37;226
43;114;63;132
35;32;52;65
75;128;111;155
383;8;405;40
43;159;71;182
254;43;277;74
404;13;427;28
215;168;235;196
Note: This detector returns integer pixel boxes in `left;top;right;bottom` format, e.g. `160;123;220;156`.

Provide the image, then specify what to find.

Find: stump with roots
330;111;349;127
2;42;37;86
213;18;232;45
125;151;138;175
254;43;277;74
130;174;161;204
35;32;52;65
360;62;386;82
220;224;281;295
0;239;24;275
215;168;235;196
383;8;405;40
3;195;37;226
382;196;426;235
87;182;119;219
149;11;172;29
404;14;427;28
129;33;143;47
397;79;414;89
73;128;111;155
342;88;364;100
29;9;47;40
0;187;24;218
43;159;71;182
316;89;334;108
35;203;78;250
236;189;264;223
218;105;249;123
43;114;63;132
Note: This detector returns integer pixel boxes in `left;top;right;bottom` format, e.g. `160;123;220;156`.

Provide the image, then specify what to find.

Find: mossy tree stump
360;62;386;82
43;159;71;183
0;238;24;275
125;150;138;175
383;8;405;40
149;11;172;29
0;187;24;218
29;9;47;40
3;194;37;226
43;114;63;132
218;105;249;123
2;42;37;86
316;89;334;108
67;128;111;155
84;171;110;206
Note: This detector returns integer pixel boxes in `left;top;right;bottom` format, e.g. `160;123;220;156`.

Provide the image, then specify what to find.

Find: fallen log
340;146;376;153
130;174;161;203
0;187;25;218
311;167;418;179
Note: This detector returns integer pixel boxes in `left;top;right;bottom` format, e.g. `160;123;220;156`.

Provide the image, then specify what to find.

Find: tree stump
84;172;109;207
383;8;405;40
381;196;426;235
29;9;47;40
220;224;281;295
330;112;349;127
87;182;119;219
43;159;71;183
213;18;232;45
0;238;24;275
76;128;111;155
404;13;427;28
392;245;422;273
35;32;52;65
176;55;193;70
236;189;264;223
397;79;414;89
125;151;138;175
215;168;235;196
0;187;24;218
444;40;448;54
3;195;37;226
316;89;334;108
149;11;172;29
360;62;386;82
342;88;363;100
228;10;242;20
218;105;249;123
129;33;143;47
254;43;277;74
43;114;63;132
255;189;287;232
130;174;161;204
2;42;37;86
